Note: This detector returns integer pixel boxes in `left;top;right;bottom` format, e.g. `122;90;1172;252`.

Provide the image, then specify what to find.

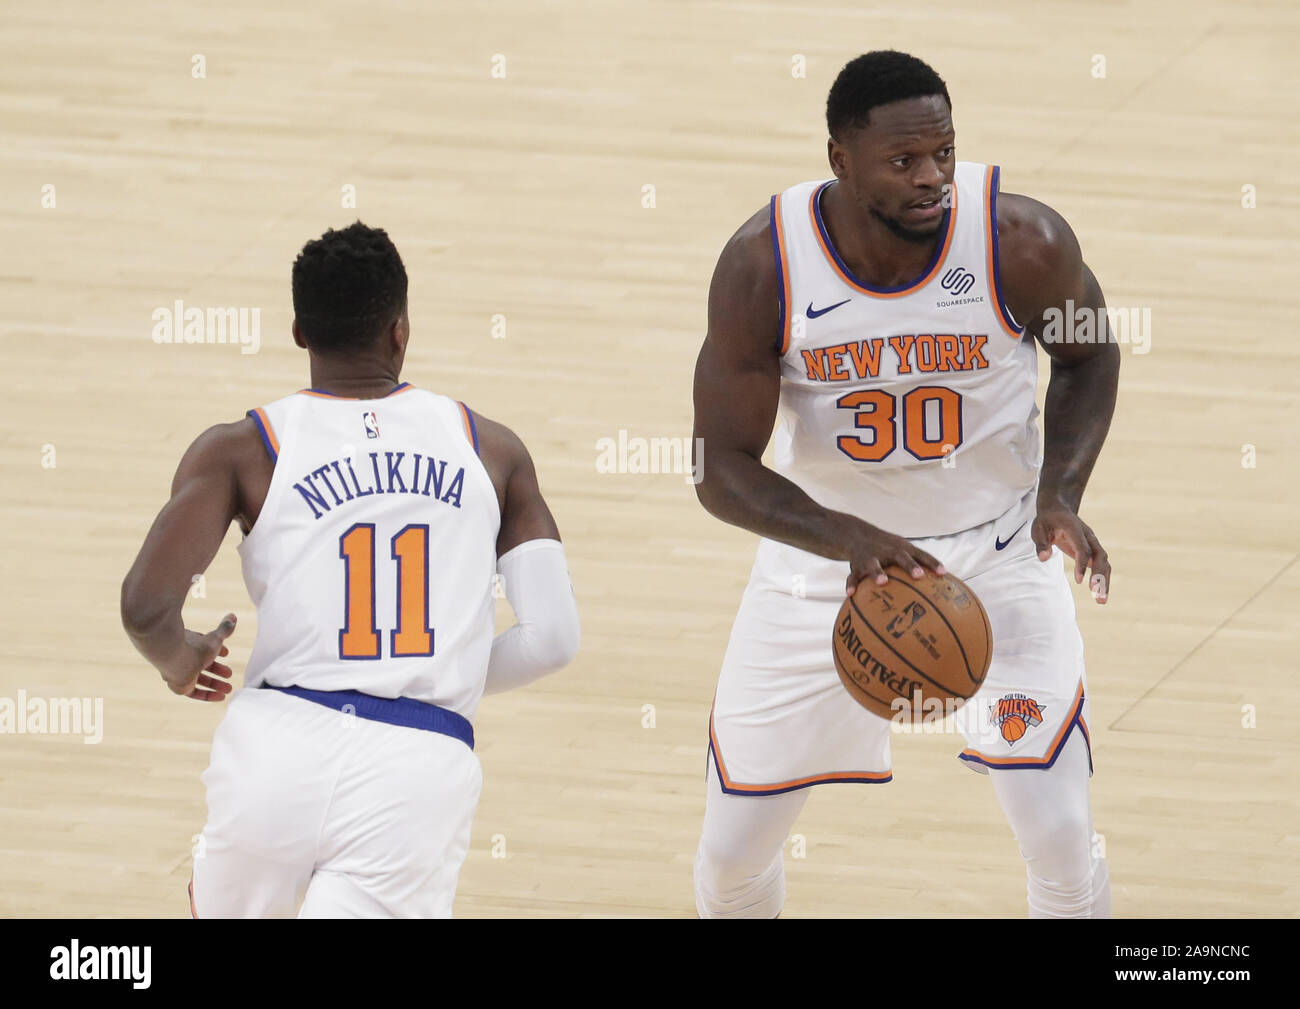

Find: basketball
832;565;993;722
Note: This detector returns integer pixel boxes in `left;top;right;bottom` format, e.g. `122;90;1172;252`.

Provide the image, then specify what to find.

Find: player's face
828;95;956;243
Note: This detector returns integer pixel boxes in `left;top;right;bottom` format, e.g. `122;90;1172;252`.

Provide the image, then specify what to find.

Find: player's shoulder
168;416;267;495
466;409;528;463
717;179;825;289
185;416;265;462
996;191;1083;276
461;408;534;505
715;201;778;286
706;200;783;353
995;190;1084;317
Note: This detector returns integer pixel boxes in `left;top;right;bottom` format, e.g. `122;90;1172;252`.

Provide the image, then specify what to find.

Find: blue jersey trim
769;194;786;351
460;402;480;455
246;409;277;462
812;180;953;294
988;166;1025;335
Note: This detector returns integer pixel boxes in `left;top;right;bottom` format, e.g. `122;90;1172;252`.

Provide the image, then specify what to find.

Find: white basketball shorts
708;488;1092;795
190;685;482;917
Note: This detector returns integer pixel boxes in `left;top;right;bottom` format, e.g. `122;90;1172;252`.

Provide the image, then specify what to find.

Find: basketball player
692;52;1117;918
121;223;580;917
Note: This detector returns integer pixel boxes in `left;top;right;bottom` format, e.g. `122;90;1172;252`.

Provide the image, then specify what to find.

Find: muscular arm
692;208;842;552
999;193;1119;599
120;421;264;696
472;412;578;692
474;413;561;556
693;206;944;591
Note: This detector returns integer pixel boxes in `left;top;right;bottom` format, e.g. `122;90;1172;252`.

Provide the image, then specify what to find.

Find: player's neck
822;181;940;288
306;357;404;399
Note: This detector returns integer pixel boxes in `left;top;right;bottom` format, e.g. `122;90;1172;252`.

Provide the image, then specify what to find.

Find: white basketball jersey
238;384;500;720
770;161;1040;537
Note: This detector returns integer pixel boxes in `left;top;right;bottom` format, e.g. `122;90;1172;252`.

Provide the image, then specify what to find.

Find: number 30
836;386;963;461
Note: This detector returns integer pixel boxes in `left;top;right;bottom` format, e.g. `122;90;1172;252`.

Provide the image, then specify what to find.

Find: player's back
239;383;499;719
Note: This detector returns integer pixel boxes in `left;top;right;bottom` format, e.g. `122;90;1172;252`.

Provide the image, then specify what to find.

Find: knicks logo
988;693;1046;747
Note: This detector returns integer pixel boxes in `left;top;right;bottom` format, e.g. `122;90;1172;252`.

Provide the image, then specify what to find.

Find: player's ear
827;137;847;180
291;319;307;350
393;307;410;352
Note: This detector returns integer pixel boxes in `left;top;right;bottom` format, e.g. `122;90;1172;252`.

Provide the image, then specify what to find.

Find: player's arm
472;412;579;694
120;422;259;698
999;193;1119;603
692;205;946;595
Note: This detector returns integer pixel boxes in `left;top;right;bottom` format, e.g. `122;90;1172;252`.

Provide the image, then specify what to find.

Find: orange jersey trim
808;181;957;299
708;707;891;795
250;407;280;456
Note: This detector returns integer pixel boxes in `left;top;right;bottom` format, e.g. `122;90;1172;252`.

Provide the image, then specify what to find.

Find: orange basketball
1000;716;1027;743
832;564;993;723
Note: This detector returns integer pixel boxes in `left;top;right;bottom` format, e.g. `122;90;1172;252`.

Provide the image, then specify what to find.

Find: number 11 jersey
238;383;500;720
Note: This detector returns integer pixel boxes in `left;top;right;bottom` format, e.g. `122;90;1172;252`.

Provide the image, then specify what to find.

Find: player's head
291;222;409;361
825;51;954;242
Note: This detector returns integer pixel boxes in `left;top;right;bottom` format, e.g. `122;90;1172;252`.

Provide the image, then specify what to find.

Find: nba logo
886;601;926;639
363;411;380;439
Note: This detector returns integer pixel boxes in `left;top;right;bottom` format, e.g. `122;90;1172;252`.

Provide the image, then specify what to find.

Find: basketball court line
1031;20;1223;172
1108;550;1299;731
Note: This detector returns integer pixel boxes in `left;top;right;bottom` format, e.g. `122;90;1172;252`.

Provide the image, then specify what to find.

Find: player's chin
880;214;943;244
895;213;946;241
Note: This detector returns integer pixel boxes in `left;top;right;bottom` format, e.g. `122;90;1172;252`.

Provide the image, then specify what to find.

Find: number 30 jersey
237;384;500;720
770;161;1041;538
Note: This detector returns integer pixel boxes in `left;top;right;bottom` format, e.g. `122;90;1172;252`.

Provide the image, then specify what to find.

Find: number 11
338;523;436;660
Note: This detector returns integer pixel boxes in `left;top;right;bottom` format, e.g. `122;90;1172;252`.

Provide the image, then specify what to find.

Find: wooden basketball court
2;0;1296;917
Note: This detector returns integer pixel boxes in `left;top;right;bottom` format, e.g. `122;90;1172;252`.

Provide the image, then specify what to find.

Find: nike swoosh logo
995;522;1026;551
806;299;850;319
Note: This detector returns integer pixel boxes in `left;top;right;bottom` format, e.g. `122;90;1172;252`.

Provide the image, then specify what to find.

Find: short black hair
826;51;951;140
292;222;408;355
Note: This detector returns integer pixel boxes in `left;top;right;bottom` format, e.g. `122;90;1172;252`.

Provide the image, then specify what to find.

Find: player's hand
162;613;238;701
844;522;947;597
1032;500;1110;604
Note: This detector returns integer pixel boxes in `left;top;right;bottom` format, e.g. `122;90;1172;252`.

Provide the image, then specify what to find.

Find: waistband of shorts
260;684;474;749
